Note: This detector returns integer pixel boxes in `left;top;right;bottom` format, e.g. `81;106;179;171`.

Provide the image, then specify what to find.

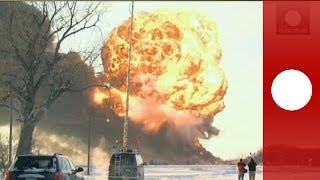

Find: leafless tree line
0;1;107;156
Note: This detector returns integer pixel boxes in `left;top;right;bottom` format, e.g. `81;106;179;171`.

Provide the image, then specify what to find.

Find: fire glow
94;9;228;133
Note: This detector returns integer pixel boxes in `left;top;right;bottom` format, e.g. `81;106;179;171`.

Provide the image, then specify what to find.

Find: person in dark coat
248;157;257;180
237;159;247;180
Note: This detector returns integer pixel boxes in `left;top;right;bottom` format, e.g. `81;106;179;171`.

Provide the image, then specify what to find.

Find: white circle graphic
271;69;312;111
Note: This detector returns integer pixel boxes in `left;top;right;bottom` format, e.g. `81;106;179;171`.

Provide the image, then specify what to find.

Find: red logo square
276;2;310;35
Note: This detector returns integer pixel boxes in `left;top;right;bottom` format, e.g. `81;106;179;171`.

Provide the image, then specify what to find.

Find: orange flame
96;9;228;132
93;89;109;105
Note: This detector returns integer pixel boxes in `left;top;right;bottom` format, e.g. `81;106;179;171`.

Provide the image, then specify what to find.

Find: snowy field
84;165;263;180
6;165;320;179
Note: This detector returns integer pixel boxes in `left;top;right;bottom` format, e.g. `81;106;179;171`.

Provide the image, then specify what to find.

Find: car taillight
4;171;12;180
55;172;64;180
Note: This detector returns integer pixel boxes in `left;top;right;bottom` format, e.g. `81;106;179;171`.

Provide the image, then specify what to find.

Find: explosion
96;9;228;133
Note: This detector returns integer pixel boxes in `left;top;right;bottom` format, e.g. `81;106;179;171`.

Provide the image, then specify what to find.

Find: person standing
237;159;247;180
248;157;257;180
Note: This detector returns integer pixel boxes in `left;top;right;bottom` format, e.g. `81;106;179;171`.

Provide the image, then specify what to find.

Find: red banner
264;1;320;179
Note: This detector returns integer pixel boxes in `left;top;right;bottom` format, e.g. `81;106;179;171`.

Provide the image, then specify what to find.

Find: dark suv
5;153;84;180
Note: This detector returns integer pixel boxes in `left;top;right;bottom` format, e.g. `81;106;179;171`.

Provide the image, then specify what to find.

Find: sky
55;1;263;160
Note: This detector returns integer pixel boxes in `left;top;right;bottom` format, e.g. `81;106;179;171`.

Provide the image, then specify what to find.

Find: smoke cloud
0;2;224;166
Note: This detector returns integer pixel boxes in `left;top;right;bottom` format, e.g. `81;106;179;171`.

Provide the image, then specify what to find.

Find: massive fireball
96;9;228;132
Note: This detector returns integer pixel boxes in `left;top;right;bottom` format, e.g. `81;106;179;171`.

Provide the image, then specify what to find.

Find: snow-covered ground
83;165;263;180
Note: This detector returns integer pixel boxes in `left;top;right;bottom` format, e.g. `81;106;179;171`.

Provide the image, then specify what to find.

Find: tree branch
8;12;27;70
33;2;103;96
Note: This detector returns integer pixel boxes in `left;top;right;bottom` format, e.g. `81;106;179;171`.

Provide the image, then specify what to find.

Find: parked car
108;149;144;180
5;153;84;180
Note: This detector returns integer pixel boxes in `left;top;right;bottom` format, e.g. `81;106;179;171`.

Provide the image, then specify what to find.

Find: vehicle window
110;154;138;166
58;157;66;171
110;155;115;165
136;155;143;166
59;158;66;171
121;154;135;165
63;159;71;171
67;159;76;170
14;156;54;170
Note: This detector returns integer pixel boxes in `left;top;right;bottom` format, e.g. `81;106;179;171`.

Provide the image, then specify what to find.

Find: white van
108;149;144;180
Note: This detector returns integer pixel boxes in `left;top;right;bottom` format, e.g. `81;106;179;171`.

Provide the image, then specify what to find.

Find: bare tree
0;133;19;177
0;1;105;156
0;134;9;176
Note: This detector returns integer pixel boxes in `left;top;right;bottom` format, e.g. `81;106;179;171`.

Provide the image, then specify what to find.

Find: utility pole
87;108;92;175
122;0;134;153
9;70;13;165
66;84;111;175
